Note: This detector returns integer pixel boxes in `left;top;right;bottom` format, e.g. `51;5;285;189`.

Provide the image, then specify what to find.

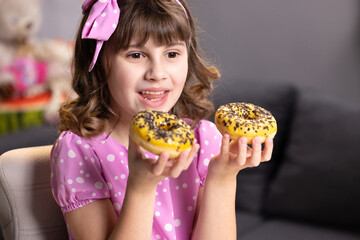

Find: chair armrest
0;146;67;240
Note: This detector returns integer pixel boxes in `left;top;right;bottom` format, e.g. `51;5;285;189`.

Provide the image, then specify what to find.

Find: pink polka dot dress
50;120;222;240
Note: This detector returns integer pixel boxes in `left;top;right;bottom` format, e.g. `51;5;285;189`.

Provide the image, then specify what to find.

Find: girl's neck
107;115;131;148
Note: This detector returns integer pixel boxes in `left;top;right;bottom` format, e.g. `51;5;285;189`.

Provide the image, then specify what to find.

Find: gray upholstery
264;90;360;229
0;146;67;240
238;219;360;240
0;125;58;155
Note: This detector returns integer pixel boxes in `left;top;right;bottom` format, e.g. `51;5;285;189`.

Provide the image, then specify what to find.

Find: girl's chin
139;106;172;113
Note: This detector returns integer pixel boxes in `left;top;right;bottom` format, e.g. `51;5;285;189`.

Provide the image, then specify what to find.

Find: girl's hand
127;138;200;192
208;134;273;182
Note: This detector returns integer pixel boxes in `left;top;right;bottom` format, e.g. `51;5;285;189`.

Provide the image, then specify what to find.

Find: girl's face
107;37;188;122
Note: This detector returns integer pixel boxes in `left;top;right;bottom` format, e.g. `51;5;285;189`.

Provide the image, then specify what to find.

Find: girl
50;0;274;239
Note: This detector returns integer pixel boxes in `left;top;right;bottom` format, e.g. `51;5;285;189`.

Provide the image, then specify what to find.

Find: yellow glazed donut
129;110;195;158
215;102;277;144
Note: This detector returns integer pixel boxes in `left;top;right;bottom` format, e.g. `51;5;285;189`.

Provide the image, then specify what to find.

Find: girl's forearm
108;184;157;240
192;176;237;240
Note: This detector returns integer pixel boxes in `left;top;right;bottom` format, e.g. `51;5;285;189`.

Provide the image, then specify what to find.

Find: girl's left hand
208;134;273;181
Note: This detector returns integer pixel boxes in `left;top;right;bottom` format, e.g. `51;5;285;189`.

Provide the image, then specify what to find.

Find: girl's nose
145;60;167;81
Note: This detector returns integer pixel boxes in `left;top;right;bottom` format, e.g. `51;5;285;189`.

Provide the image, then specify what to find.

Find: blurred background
38;0;81;40
190;0;360;102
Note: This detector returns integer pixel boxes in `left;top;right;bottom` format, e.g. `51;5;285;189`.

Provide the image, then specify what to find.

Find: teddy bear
0;0;73;124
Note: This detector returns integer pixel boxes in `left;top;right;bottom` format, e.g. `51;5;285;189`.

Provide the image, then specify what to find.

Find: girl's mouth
140;91;167;101
138;90;169;108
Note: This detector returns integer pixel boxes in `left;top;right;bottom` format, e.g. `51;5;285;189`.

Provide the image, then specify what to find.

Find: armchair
0;146;67;240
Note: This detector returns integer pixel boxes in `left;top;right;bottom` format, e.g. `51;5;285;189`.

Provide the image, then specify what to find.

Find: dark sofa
1;80;359;239
211;80;360;240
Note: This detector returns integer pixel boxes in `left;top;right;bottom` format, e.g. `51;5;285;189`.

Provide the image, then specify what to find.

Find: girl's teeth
141;91;165;95
140;91;166;101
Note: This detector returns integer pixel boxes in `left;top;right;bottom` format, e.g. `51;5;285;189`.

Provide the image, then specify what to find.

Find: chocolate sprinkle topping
131;110;195;150
215;102;277;138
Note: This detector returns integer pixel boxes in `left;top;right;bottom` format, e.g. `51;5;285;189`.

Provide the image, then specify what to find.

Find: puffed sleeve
195;120;222;186
50;131;110;213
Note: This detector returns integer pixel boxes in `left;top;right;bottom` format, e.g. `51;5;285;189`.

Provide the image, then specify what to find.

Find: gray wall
190;0;360;101
38;0;81;41
39;0;360;101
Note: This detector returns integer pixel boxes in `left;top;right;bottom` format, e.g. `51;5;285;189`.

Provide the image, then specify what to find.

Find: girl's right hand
126;138;200;192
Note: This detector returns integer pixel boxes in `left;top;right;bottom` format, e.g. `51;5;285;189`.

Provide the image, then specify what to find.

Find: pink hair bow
81;0;120;71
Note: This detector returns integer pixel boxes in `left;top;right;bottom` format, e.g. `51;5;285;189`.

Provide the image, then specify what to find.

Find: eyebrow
167;42;186;47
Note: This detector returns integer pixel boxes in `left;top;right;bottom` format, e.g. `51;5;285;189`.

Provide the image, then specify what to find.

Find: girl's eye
166;52;179;58
128;52;144;59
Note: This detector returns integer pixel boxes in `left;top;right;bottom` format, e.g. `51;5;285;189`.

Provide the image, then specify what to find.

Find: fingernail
195;144;200;151
267;137;273;144
253;137;261;144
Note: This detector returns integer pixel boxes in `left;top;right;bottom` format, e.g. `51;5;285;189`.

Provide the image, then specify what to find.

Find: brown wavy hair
59;0;220;138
